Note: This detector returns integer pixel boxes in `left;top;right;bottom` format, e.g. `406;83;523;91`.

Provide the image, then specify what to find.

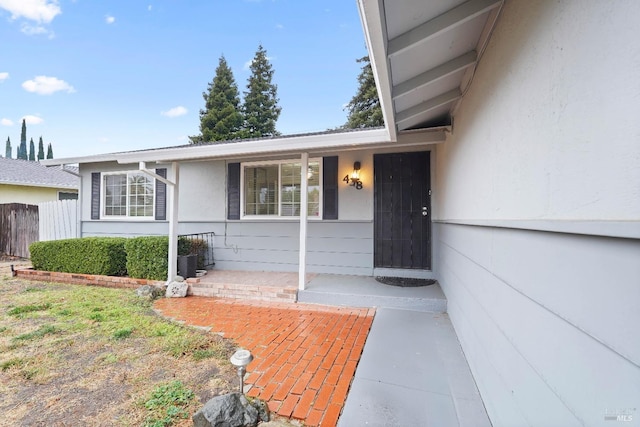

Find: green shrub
30;237;127;276
124;236;169;281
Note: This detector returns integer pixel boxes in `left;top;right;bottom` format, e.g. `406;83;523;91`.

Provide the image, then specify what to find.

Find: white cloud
22;75;75;95
105;15;115;24
1;118;13;126
147;5;152;11
0;72;8;82
20;22;54;38
99;137;109;143
161;106;187;118
0;0;61;23
275;23;284;30
22;115;43;125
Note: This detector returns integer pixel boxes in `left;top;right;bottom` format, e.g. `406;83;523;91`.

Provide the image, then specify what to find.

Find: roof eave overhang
38;127;448;167
357;0;397;142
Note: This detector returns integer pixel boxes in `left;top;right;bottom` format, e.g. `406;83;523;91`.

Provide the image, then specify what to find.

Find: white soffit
359;0;503;133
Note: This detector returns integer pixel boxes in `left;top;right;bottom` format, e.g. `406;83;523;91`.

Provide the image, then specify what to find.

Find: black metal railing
178;232;215;269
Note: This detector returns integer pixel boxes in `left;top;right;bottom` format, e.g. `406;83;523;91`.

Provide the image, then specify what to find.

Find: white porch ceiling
359;0;503;136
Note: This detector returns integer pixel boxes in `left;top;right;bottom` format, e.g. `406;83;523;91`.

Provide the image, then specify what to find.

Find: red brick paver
154;297;375;427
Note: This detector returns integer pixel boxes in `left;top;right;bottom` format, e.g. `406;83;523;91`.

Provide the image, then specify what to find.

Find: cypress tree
242;45;281;138
46;143;53;159
29;138;35;161
18;119;27;160
190;55;243;143
4;137;10;158
37;136;45;160
344;56;383;129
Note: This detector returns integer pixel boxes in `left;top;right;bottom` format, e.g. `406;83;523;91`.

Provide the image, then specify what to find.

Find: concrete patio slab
339;308;490;427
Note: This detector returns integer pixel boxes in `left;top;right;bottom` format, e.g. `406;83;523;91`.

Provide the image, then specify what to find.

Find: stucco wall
0;184;73;205
434;1;640;426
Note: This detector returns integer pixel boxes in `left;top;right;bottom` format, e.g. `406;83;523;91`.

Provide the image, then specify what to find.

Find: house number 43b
343;175;363;190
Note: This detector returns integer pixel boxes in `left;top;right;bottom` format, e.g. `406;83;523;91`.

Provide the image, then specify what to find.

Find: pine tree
28;138;35;161
4;137;10;158
46;143;53;159
37;137;45;160
190;55;243;144
344;56;383;129
242;45;281;138
18;119;27;160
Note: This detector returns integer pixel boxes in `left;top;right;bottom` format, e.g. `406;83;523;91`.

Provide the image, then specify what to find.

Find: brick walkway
154;297;375;427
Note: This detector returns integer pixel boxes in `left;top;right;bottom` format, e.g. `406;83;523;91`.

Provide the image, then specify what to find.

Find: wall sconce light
230;348;253;394
343;161;363;190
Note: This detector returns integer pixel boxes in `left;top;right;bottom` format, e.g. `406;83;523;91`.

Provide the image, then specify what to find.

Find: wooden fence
0;203;39;258
38;199;79;242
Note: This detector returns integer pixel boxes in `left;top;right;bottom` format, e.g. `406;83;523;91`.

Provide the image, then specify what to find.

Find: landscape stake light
230;349;253;394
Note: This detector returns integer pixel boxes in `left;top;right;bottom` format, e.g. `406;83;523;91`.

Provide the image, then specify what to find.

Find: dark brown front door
374;151;431;270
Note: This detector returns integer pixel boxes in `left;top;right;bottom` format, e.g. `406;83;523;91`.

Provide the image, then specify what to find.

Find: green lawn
0;275;236;426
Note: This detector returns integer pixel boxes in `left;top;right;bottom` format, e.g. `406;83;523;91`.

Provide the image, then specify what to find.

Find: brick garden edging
15;267;164;289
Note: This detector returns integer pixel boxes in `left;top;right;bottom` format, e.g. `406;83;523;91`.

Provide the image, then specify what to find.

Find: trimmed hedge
124;236;169;281
30;237;128;276
29;236;208;281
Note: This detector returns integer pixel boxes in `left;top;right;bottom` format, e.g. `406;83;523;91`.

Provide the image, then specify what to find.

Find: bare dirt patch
0;275;238;427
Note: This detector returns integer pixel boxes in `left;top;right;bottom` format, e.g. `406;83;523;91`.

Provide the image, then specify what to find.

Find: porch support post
167;162;180;281
298;152;309;290
138;161;179;282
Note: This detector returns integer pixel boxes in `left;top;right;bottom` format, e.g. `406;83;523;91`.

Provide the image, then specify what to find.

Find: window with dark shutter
228;163;241;220
91;172;100;219
323;156;338;220
155;168;167;220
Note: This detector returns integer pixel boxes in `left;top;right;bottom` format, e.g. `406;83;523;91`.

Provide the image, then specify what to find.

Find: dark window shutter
323;156;338;220
228;163;241;220
155;168;167;220
91;172;100;219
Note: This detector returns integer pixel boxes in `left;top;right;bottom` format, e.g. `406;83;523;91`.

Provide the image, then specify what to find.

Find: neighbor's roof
0;157;79;189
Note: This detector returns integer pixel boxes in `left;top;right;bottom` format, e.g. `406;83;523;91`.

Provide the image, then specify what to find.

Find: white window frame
101;171;156;220
240;158;323;220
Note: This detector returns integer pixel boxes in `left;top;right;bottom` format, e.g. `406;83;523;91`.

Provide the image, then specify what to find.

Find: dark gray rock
135;284;164;300
192;393;269;427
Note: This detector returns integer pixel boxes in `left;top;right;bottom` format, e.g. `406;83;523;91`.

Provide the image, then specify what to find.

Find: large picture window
242;160;321;218
103;172;155;218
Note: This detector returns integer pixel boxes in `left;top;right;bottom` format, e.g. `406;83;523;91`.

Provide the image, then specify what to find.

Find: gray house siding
435;222;640;426
431;1;640;426
82;220;373;275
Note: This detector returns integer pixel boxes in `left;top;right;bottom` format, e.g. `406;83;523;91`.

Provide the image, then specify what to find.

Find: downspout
139;161;179;281
298;152;309;290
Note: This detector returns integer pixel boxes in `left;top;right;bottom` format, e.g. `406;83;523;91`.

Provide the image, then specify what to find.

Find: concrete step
298;275;447;313
297;289;447;312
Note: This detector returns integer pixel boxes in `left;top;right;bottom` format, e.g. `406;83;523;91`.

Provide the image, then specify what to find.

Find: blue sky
0;0;368;159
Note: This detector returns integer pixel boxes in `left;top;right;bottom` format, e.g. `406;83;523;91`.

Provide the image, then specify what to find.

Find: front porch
176;269;489;426
186;270;447;312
